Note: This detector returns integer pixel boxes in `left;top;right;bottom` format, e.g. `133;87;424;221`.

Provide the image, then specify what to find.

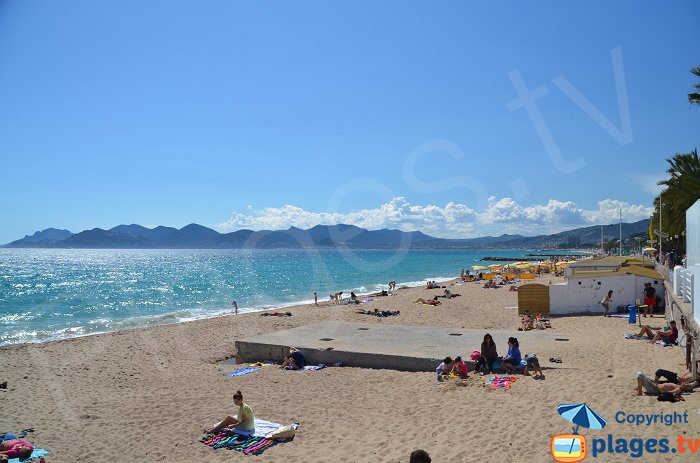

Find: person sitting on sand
520;311;533;331
509;285;518;292
205;390;255;435
0;438;34;461
637;320;678;344
501;337;521;374
414;298;440;306
280;347;306;370
436;356;454;382
474;333;498;374
635;372;690;396
451;356;469;379
534;313;551;329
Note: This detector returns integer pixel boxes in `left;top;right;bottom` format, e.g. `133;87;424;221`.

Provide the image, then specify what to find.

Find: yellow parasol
471;265;488;270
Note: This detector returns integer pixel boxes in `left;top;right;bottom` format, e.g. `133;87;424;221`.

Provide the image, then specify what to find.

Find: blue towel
8;448;48;462
224;367;260;377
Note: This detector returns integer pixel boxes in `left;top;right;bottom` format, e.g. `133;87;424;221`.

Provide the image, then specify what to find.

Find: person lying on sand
635;372;690;396
356;308;400;317
205;390;255;435
0;438;34;461
654;368;698;390
414;298;440;306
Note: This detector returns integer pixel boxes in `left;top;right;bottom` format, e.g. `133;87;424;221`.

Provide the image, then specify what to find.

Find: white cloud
217;196;653;238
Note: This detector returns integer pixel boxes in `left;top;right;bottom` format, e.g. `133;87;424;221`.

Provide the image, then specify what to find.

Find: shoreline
0;273;459;349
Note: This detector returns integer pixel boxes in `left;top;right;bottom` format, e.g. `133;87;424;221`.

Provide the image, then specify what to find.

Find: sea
0;248;584;347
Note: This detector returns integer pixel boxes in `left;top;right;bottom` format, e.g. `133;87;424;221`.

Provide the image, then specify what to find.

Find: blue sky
1;0;698;243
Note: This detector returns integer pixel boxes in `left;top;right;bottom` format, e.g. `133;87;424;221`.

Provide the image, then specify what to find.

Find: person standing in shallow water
313;291;318;305
232;300;238;315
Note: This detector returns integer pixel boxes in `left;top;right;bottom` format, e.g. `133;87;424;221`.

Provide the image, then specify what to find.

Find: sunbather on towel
205;390;255;435
0;438;33;461
414;298;440;306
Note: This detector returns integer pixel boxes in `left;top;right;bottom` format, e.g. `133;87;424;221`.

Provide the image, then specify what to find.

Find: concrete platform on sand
235;321;566;372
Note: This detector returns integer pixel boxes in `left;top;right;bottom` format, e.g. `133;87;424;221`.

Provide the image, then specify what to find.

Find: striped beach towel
201;432;277;455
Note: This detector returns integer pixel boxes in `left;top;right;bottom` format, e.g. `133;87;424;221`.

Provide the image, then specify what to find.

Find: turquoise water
0;248;577;346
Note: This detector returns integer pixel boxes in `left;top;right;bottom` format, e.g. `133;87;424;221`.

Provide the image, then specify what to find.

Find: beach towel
202;433;277;455
301;364;326;371
224;367;260;377
624;334;644;340
202;419;287;456
486;375;518;390
7;448;48;463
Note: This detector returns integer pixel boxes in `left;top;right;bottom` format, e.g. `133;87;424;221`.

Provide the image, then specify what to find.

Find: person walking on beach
232;300;239;315
600;290;613;317
313;291;318;305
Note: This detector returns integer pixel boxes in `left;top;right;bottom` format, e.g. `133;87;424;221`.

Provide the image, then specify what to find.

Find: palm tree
650;149;700;245
690;66;700;105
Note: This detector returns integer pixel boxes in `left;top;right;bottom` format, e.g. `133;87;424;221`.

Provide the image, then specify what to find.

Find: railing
673;266;694;304
656;262;673;285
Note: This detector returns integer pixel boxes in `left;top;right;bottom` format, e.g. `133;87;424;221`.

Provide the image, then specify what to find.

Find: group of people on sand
519;310;551;331
426;281;444;289
635;366;698;402
436;334;544;381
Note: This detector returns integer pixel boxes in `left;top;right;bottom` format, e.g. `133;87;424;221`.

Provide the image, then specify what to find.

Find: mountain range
3;219;650;249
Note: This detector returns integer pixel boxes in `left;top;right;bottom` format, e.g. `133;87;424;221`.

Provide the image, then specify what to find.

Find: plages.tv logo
551;403;607;462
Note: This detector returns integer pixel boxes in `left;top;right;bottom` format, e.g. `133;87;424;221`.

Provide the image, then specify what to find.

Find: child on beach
451;356;469;379
436;357;454;382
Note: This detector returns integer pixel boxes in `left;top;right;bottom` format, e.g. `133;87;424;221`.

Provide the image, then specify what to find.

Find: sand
1;275;698;462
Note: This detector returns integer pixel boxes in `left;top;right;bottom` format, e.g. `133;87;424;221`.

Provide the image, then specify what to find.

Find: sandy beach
1;274;698;462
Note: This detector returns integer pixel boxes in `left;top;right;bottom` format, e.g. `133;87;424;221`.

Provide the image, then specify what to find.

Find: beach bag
268;425;296;441
470;350;481;361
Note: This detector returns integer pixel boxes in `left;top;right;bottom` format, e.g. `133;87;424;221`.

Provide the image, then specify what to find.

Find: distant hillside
3;219;650;249
5;228;73;247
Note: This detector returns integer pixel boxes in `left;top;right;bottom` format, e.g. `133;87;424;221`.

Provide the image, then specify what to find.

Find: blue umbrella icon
557;403;607;454
557;403;607;433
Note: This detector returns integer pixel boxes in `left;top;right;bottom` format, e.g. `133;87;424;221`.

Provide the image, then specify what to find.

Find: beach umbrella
488;264;503;269
515;263;531;269
471;265;487;270
557;403;607;434
643;247;657;252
